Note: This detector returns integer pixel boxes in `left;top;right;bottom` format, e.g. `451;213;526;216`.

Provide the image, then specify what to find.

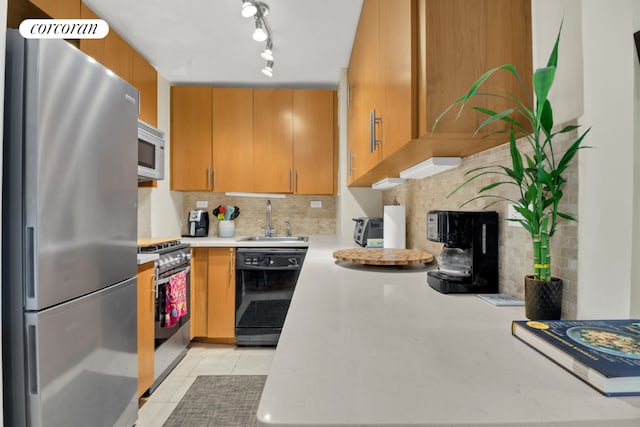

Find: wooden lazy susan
332;248;434;266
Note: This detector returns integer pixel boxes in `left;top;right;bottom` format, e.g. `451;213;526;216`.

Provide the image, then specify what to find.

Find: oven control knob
288;258;298;267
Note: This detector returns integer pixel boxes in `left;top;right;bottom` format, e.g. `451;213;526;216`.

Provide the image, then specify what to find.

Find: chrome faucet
284;220;291;237
265;200;276;237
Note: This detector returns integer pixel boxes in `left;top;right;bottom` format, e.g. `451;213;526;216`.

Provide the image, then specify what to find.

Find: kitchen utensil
231;206;240;220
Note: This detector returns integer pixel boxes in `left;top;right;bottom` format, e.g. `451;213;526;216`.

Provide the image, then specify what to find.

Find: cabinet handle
347;84;351;108
294;170;298;193
370;109;382;152
288;168;292;191
347;149;352;176
207;166;211;189
213;167;217;189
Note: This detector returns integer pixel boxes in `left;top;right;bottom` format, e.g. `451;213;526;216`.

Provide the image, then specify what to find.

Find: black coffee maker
187;209;209;237
426;210;498;294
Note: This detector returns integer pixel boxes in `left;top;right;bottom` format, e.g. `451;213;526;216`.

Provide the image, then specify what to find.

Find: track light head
253;18;268;42
241;1;257;18
261;61;274;77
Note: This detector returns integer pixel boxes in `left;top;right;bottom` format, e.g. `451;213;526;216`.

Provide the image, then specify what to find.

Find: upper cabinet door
80;4;133;84
212;88;254;192
170;86;213;191
293;90;336;195
378;0;416;159
253;89;293;193
132;50;158;127
347;0;381;184
30;0;80;18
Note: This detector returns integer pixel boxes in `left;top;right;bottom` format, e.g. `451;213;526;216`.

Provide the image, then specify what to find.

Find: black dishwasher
235;248;307;346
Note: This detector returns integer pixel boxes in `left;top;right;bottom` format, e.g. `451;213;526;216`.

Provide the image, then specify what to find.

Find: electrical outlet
507;204;524;227
196;200;208;208
310;200;322;208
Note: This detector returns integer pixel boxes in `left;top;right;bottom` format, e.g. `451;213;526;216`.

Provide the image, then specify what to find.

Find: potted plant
433;25;590;320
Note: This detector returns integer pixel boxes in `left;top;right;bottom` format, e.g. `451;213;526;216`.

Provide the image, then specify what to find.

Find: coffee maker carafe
187;210;209;237
426;210;498;293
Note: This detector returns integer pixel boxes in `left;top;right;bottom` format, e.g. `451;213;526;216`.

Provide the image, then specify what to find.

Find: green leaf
472;107;527;132
547;21;563;68
540;99;553;135
509;129;524;182
557;128;591;173
473;109;517;136
478;181;515;193
558;212;576;221
533;66;556;111
555;124;579;134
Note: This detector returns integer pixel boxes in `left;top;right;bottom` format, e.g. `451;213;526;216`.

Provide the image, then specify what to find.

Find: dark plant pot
524;276;563;320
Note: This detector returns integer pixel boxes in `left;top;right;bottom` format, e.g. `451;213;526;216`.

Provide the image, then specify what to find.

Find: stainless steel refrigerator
2;30;139;427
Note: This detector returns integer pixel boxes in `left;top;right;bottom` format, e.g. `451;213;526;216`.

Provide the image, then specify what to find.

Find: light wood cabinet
207;248;236;339
137;262;155;398
190;248;236;341
80;4;133;84
171;88;336;194
378;0;416;159
30;0;79;18
347;0;381;185
253;89;294;193
293;90;336;195
170;86;212;191
190;248;209;338
133;50;158;127
212;88;254;192
80;4;158;127
347;0;532;187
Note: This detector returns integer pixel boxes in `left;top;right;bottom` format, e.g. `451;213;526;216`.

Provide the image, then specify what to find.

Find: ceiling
83;0;363;88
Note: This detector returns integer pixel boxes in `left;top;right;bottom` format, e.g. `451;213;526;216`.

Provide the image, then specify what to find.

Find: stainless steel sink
237;236;309;242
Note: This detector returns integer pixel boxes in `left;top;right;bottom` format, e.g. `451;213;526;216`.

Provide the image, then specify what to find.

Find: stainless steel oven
138;241;191;392
235;248;307;346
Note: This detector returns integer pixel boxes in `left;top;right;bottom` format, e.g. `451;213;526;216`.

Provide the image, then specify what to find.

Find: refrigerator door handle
27;324;39;394
25;227;36;301
25;318;43;424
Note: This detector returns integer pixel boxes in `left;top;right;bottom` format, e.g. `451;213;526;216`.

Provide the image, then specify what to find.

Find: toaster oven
352;217;383;247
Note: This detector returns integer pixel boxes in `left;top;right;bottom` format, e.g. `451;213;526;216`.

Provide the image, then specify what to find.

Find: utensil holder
218;220;235;238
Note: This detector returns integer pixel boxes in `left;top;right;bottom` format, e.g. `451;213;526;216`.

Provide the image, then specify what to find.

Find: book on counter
478;293;524;306
511;319;640;396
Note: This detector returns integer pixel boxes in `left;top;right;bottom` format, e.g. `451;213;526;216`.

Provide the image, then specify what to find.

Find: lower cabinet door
207;248;236;339
137;263;155;397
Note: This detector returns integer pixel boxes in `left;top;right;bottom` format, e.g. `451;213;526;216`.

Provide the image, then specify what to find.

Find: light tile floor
135;342;275;426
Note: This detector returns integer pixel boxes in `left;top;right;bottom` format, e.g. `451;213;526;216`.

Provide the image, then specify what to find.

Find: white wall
150;74;183;237
1;0;7;422
531;0;584;124
336;68;382;242
137;74;183;238
578;0;639;317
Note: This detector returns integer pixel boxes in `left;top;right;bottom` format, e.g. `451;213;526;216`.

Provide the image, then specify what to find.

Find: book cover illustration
512;319;640;395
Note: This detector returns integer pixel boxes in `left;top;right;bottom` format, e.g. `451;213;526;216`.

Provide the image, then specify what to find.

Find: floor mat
163;375;267;427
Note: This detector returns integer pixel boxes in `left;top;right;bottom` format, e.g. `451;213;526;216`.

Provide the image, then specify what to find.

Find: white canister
218;220;235;238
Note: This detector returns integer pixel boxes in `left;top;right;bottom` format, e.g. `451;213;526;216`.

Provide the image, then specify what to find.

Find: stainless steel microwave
137;119;165;181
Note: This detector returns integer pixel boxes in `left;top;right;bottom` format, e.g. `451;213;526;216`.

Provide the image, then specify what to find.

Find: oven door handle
155;266;191;296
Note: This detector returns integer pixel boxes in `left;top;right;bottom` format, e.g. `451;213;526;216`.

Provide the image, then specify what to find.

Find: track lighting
240;1;275;76
261;61;273;77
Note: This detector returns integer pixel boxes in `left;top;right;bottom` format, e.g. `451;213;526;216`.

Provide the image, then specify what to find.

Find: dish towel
164;270;188;328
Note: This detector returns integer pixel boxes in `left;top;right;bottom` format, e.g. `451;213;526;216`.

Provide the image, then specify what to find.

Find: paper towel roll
383;205;406;249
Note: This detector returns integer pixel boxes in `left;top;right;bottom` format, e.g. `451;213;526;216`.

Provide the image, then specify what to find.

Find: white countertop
254;236;640;426
137;253;158;265
181;235;310;248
